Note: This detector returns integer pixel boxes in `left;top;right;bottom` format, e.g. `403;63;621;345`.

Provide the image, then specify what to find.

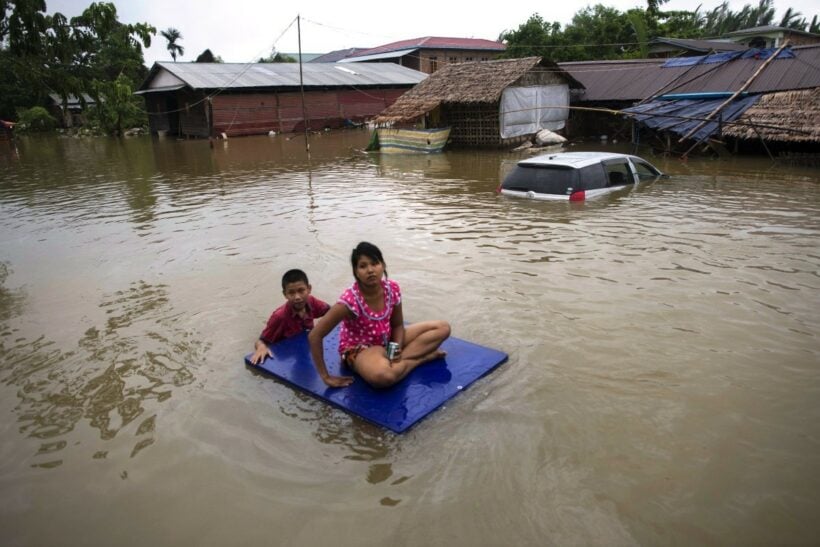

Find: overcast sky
46;0;819;65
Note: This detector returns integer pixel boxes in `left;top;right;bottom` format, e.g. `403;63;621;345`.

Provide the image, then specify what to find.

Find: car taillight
570;190;585;201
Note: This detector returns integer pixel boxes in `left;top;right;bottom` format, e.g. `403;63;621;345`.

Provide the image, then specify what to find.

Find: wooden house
135;62;427;138
372;57;583;148
725;25;820;49
47;94;96;128
339;37;506;74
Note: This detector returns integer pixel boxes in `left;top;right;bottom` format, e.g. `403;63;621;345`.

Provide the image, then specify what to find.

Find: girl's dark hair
351;241;387;278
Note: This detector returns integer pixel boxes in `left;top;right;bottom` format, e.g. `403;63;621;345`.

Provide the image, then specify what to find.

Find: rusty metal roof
137;61;427;93
347;37;505;59
308;48;368;63
561;44;820;103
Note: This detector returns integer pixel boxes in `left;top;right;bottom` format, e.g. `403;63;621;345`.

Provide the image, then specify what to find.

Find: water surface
1;133;818;545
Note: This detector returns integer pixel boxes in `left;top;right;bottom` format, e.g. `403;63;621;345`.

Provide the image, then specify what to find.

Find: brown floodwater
0;131;818;546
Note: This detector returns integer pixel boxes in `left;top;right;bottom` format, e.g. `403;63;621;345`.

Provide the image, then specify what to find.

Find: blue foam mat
245;326;507;433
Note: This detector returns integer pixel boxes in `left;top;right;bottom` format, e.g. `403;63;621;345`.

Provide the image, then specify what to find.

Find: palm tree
779;8;804;29
160;27;184;62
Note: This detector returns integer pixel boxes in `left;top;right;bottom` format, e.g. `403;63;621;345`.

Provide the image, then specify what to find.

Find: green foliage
657;9;706;38
195;48;221;62
258;51;297;63
502;1;819;63
2;0;48;56
563;5;637;60
0;1;154;124
90;73;145;135
700;0;775;35
499;14;563;59
628;10;650;59
160;27;183;61
16;105;57;131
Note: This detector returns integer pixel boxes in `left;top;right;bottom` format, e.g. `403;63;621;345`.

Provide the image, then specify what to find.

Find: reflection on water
0;278;207;468
0;132;819;545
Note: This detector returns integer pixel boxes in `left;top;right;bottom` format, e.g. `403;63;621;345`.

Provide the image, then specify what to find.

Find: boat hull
376;127;450;153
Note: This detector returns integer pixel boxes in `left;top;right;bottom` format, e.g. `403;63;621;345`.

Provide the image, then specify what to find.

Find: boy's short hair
281;269;309;290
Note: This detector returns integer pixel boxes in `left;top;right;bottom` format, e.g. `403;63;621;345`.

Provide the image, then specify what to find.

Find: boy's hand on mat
250;344;272;365
323;374;354;388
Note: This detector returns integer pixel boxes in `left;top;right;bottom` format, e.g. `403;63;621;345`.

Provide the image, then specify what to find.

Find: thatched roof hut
373;57;583;147
723;87;820;142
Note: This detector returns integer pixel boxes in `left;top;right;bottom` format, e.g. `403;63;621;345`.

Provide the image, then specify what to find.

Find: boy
249;269;330;365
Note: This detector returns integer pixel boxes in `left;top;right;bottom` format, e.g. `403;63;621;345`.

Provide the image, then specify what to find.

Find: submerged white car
499;151;663;201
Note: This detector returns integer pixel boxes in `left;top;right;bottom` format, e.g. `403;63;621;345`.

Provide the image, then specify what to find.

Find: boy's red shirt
259;295;330;345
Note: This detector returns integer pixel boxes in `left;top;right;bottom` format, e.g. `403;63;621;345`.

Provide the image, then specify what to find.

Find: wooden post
297;15;310;155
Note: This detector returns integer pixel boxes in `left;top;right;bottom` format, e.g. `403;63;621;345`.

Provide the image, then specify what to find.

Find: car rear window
502;165;578;195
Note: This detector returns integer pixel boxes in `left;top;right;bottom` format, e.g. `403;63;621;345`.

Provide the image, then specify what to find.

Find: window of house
429;56;438;72
465;56;473;62
449;56;458;64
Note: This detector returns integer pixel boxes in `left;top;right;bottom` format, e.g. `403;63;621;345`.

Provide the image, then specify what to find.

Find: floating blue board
245;327;507;433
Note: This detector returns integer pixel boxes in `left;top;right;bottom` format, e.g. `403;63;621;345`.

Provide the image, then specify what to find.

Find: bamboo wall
442;102;503;147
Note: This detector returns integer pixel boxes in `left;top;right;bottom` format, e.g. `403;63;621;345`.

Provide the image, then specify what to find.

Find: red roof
349;36;505;58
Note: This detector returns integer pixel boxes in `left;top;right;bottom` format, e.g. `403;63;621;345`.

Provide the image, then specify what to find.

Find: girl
308;242;451;388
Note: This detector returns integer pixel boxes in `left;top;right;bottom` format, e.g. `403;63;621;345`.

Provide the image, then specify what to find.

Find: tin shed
136;62;427;138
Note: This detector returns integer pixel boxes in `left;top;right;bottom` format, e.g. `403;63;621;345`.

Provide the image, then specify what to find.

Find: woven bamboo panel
444;103;502;147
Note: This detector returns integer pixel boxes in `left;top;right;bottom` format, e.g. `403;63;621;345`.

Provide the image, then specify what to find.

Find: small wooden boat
0;120;14;141
371;127;450;153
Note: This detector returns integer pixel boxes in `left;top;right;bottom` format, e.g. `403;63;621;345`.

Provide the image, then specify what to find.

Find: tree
0;1;153;126
499;14;564;60
562;5;637;60
160;27;183;61
92;72;142;135
501;1;820;66
779;7;804;29
658;8;706;38
195;48;221;62
258;50;296;63
2;0;47;56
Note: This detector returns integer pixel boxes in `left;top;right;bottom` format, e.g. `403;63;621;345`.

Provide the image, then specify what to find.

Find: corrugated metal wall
143;87;409;138
210;88;407;137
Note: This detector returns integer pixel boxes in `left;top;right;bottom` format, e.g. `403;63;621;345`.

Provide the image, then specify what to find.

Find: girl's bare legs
401;320;450;361
353;320;451;389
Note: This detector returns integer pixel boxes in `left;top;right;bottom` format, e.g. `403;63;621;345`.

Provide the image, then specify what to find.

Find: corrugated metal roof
138;61;427;92
309;48;368;63
340;48;419;63
48;93;96;105
650;37;746;53
561;45;820;102
726;25;820;38
623;95;760;141
560;59;665;102
348;36;505;59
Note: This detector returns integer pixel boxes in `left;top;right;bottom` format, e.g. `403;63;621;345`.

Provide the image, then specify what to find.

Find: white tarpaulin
500;85;569;139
